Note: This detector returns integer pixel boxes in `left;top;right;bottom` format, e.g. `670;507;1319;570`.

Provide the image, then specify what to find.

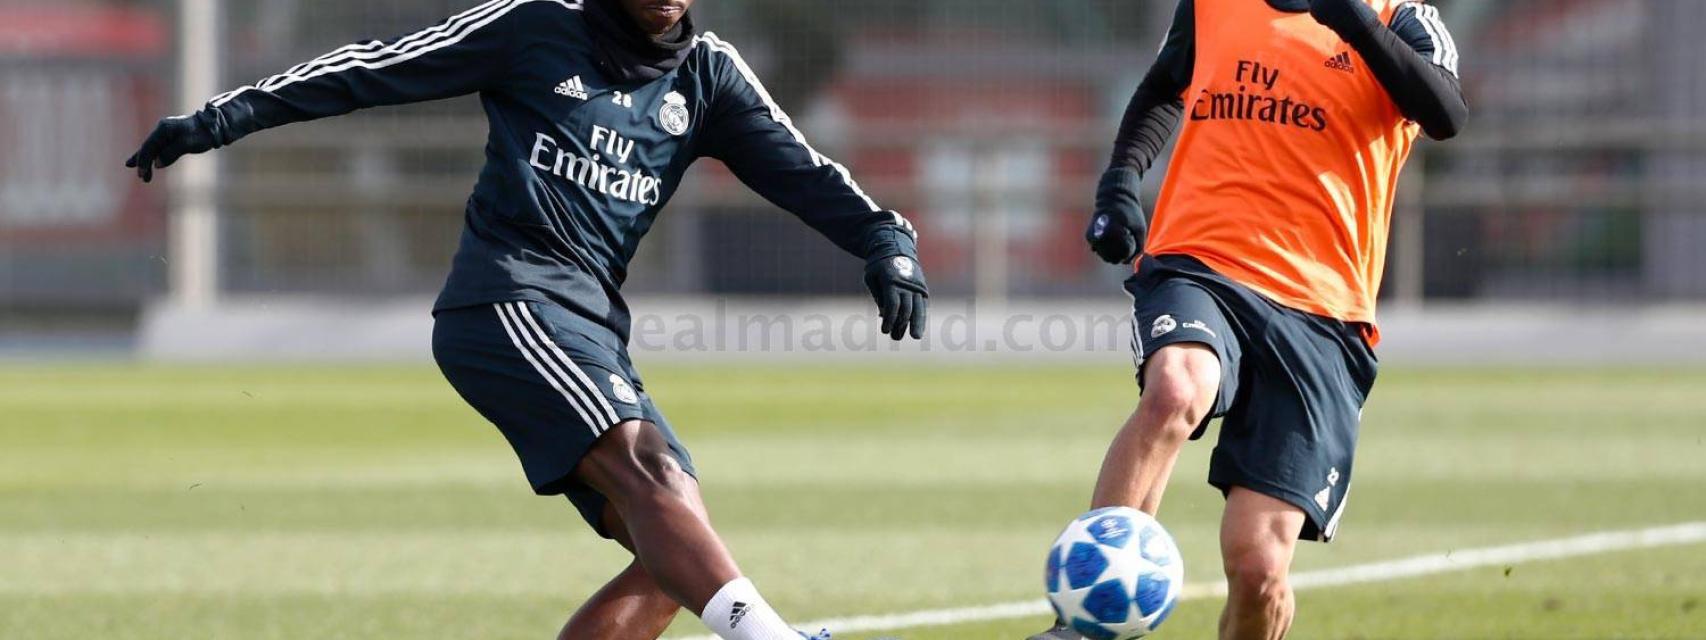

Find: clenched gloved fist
865;253;929;341
1086;167;1148;265
125;112;221;183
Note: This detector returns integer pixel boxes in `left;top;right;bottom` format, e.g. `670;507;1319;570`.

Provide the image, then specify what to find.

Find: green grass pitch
2;363;1704;639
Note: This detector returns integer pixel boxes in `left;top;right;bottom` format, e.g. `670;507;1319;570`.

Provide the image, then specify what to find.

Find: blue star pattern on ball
1046;543;1064;593
1064;542;1111;589
1134;571;1174;622
1083;580;1134;623
1072;617;1121;640
1044;507;1185;640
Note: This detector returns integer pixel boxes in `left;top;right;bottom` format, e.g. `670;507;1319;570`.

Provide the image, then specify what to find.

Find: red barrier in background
0;5;170;304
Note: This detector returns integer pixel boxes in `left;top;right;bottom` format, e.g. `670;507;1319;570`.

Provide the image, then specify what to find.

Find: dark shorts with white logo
432;300;695;539
1126;255;1377;543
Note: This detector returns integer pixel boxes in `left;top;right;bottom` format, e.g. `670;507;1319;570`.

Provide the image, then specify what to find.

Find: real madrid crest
608;374;639;404
658;91;690;137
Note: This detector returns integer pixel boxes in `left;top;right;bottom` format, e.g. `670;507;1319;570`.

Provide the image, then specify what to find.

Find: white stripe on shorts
511;302;620;427
494;303;602;436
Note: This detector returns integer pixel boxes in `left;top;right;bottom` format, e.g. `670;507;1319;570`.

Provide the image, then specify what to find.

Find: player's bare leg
1091;343;1220;513
561;559;679;639
575;420;807;639
1218;487;1306;640
575;421;740;612
560;505;682;639
1032;345;1220;640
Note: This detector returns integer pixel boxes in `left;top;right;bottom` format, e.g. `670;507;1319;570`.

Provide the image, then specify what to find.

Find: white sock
700;577;800;640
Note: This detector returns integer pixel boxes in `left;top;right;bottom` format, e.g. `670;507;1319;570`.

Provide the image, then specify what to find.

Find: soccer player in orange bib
1036;1;1465;638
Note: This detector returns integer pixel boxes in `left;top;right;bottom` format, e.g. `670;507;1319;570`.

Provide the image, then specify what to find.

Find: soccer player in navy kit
126;1;927;638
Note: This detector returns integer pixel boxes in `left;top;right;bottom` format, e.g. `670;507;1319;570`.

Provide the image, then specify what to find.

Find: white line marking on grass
675;521;1706;639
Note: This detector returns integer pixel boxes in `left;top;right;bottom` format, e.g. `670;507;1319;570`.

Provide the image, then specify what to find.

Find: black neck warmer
584;0;696;84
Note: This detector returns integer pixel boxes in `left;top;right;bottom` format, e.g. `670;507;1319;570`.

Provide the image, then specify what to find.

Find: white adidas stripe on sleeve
210;0;582;108
697;32;887;215
1421;4;1460;75
258;0;519;89
271;0;513;80
1396;2;1459;76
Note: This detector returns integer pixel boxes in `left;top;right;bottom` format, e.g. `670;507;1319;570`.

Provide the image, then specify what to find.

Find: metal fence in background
1425;0;1706;302
3;0;1703;318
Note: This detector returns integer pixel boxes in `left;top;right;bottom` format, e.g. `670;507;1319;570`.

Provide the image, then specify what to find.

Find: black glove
1308;0;1381;36
865;253;929;341
125;111;221;183
1086;167;1148;265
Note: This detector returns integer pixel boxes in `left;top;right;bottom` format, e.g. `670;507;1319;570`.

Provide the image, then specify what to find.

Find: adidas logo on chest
555;75;589;100
1324;51;1356;73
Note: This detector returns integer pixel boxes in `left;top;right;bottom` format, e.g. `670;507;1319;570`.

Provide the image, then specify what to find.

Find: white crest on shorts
1316;467;1341;510
659;91;690;136
609;374;639;404
1150;314;1177;338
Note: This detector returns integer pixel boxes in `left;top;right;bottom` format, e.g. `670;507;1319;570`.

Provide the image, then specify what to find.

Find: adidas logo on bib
1324;51;1356;73
554;76;588;100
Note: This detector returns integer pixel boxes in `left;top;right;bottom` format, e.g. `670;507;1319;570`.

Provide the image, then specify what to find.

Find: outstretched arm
1309;0;1468;140
127;0;531;181
1088;0;1195;265
697;34;927;341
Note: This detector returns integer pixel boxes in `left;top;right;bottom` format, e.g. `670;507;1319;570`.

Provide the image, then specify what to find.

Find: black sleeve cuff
1096;167;1145;219
861;223;920;263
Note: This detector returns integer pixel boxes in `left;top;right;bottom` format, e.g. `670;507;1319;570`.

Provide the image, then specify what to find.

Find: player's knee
612;449;693;501
1139;349;1218;437
1140;374;1200;433
583;423;694;504
1223;545;1289;605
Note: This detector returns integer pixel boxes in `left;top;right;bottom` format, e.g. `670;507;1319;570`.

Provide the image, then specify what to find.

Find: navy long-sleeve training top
196;0;917;342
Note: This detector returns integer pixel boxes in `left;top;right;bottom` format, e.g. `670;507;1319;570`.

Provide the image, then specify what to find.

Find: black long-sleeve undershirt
1107;1;1194;175
1312;0;1468;140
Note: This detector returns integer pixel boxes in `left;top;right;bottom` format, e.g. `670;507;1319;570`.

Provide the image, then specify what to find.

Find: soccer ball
1044;507;1184;639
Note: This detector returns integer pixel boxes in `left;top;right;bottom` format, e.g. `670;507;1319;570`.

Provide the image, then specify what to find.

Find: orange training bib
1145;0;1419;344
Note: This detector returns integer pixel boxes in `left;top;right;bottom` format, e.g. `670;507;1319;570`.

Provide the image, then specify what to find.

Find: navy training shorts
1127;254;1378;542
432;300;695;538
